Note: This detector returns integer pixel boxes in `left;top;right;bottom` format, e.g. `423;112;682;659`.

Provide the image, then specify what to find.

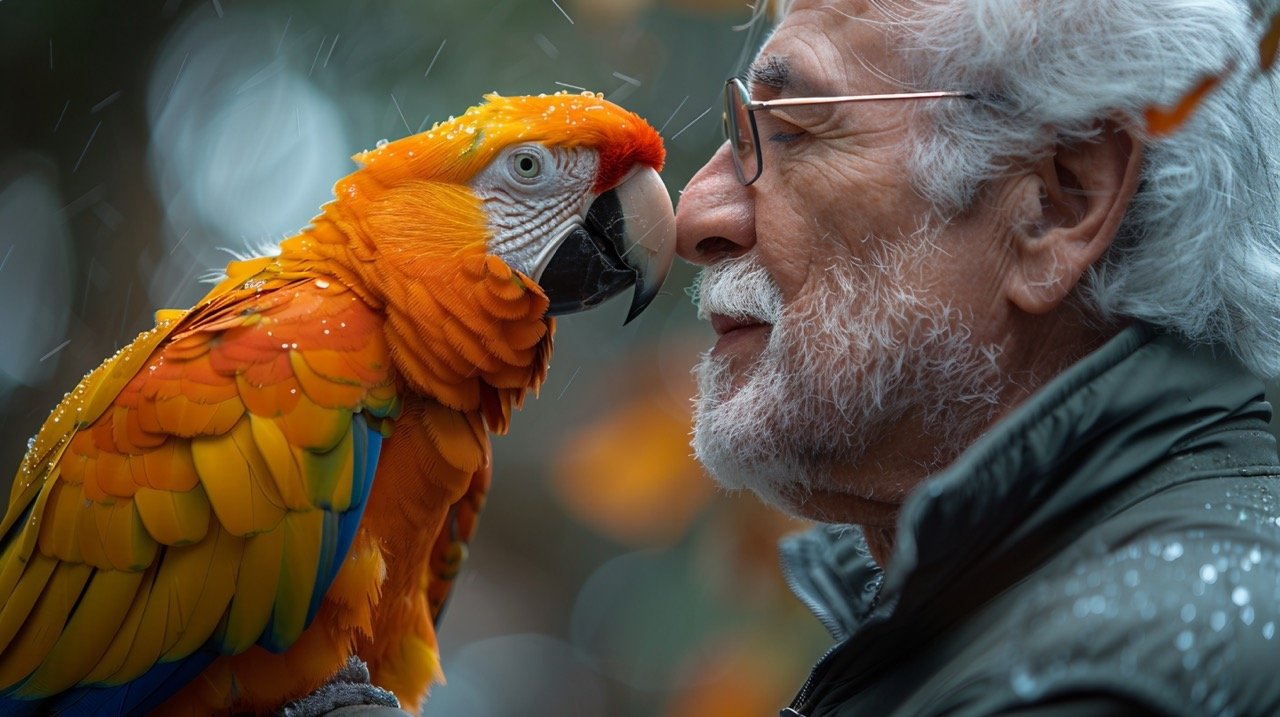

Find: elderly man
677;1;1280;715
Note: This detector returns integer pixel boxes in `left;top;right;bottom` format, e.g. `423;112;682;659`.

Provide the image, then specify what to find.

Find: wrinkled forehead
756;0;910;94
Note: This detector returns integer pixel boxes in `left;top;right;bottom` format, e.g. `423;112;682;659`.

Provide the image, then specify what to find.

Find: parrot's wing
0;265;397;715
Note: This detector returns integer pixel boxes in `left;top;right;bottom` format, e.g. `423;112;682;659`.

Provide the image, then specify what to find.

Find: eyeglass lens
724;80;759;185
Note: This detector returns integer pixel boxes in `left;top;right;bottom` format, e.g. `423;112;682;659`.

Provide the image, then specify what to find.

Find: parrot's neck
275;200;553;420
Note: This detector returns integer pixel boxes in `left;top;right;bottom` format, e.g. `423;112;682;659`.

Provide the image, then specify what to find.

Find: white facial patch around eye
470;146;599;278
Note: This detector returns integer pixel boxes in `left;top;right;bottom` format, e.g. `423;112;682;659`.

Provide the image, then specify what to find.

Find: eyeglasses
722;77;973;186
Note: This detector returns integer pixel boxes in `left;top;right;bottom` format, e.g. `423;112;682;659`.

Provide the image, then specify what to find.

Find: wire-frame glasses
723;76;973;186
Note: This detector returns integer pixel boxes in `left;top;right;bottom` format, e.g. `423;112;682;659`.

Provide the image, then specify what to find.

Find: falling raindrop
1232;586;1250;606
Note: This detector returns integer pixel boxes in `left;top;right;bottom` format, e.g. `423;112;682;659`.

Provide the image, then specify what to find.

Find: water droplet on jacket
1200;564;1218;583
1176;630;1194;650
1072;597;1090;618
1010;666;1037;698
1191;679;1209;701
1210;610;1227;631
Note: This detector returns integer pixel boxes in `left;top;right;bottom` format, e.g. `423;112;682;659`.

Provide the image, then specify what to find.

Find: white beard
690;227;1005;518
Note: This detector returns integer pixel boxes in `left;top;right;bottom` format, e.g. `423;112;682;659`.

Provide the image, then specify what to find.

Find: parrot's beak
537;166;675;324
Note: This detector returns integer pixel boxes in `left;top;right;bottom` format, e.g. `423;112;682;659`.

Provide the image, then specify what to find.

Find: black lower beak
537;167;676;324
539;189;637;317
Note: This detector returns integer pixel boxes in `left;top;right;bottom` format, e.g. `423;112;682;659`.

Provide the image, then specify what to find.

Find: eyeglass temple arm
744;90;974;111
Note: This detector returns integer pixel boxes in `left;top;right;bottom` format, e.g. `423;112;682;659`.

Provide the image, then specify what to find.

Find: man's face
677;0;1011;526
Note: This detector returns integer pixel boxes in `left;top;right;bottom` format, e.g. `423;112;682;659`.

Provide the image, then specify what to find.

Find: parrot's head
341;91;674;323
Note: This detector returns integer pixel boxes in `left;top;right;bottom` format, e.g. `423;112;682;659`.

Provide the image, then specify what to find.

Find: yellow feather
248;414;311;510
0;554;58;664
217;527;284;653
83;561;157;684
104;499;157;571
37;480;84;563
192;417;287;537
300;423;353;510
75;499;157;571
0;561;92;691
14;568;145;697
267;510;323;648
162;525;244;660
134;485;212;546
276;394;351;452
110;522;239;681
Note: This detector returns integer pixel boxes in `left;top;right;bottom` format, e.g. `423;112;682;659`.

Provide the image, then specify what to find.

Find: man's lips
709;313;770;336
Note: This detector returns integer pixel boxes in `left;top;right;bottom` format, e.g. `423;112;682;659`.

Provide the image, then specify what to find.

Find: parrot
0;90;674;715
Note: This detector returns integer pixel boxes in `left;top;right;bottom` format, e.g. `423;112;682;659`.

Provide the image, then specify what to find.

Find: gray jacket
779;325;1280;717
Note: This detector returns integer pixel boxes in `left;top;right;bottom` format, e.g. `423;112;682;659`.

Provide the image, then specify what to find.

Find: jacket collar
781;323;1272;640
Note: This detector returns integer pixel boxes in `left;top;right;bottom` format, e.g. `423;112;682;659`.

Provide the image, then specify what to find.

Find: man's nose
675;142;756;266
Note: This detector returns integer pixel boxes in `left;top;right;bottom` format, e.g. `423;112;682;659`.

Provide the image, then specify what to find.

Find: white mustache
691;256;784;324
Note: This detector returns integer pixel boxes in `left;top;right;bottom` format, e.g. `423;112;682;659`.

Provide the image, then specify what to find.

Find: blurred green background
0;1;829;714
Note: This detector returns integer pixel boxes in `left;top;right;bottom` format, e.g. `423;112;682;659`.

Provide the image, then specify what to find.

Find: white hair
771;0;1280;378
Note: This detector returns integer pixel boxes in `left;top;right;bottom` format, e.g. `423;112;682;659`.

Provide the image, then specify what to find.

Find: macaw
0;91;673;715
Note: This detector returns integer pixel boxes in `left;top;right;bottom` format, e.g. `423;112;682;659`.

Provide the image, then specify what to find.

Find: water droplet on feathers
376;138;389;148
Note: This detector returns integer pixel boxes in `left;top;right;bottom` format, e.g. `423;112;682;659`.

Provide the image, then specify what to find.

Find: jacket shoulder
954;474;1280;717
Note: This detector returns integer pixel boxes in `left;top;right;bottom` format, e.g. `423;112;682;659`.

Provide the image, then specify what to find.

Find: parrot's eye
511;150;543;181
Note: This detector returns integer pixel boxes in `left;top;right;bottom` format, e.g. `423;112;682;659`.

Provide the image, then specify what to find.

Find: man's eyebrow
748;55;790;90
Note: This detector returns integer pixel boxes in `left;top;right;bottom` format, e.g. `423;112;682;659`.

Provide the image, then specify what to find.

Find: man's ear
1004;120;1143;314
